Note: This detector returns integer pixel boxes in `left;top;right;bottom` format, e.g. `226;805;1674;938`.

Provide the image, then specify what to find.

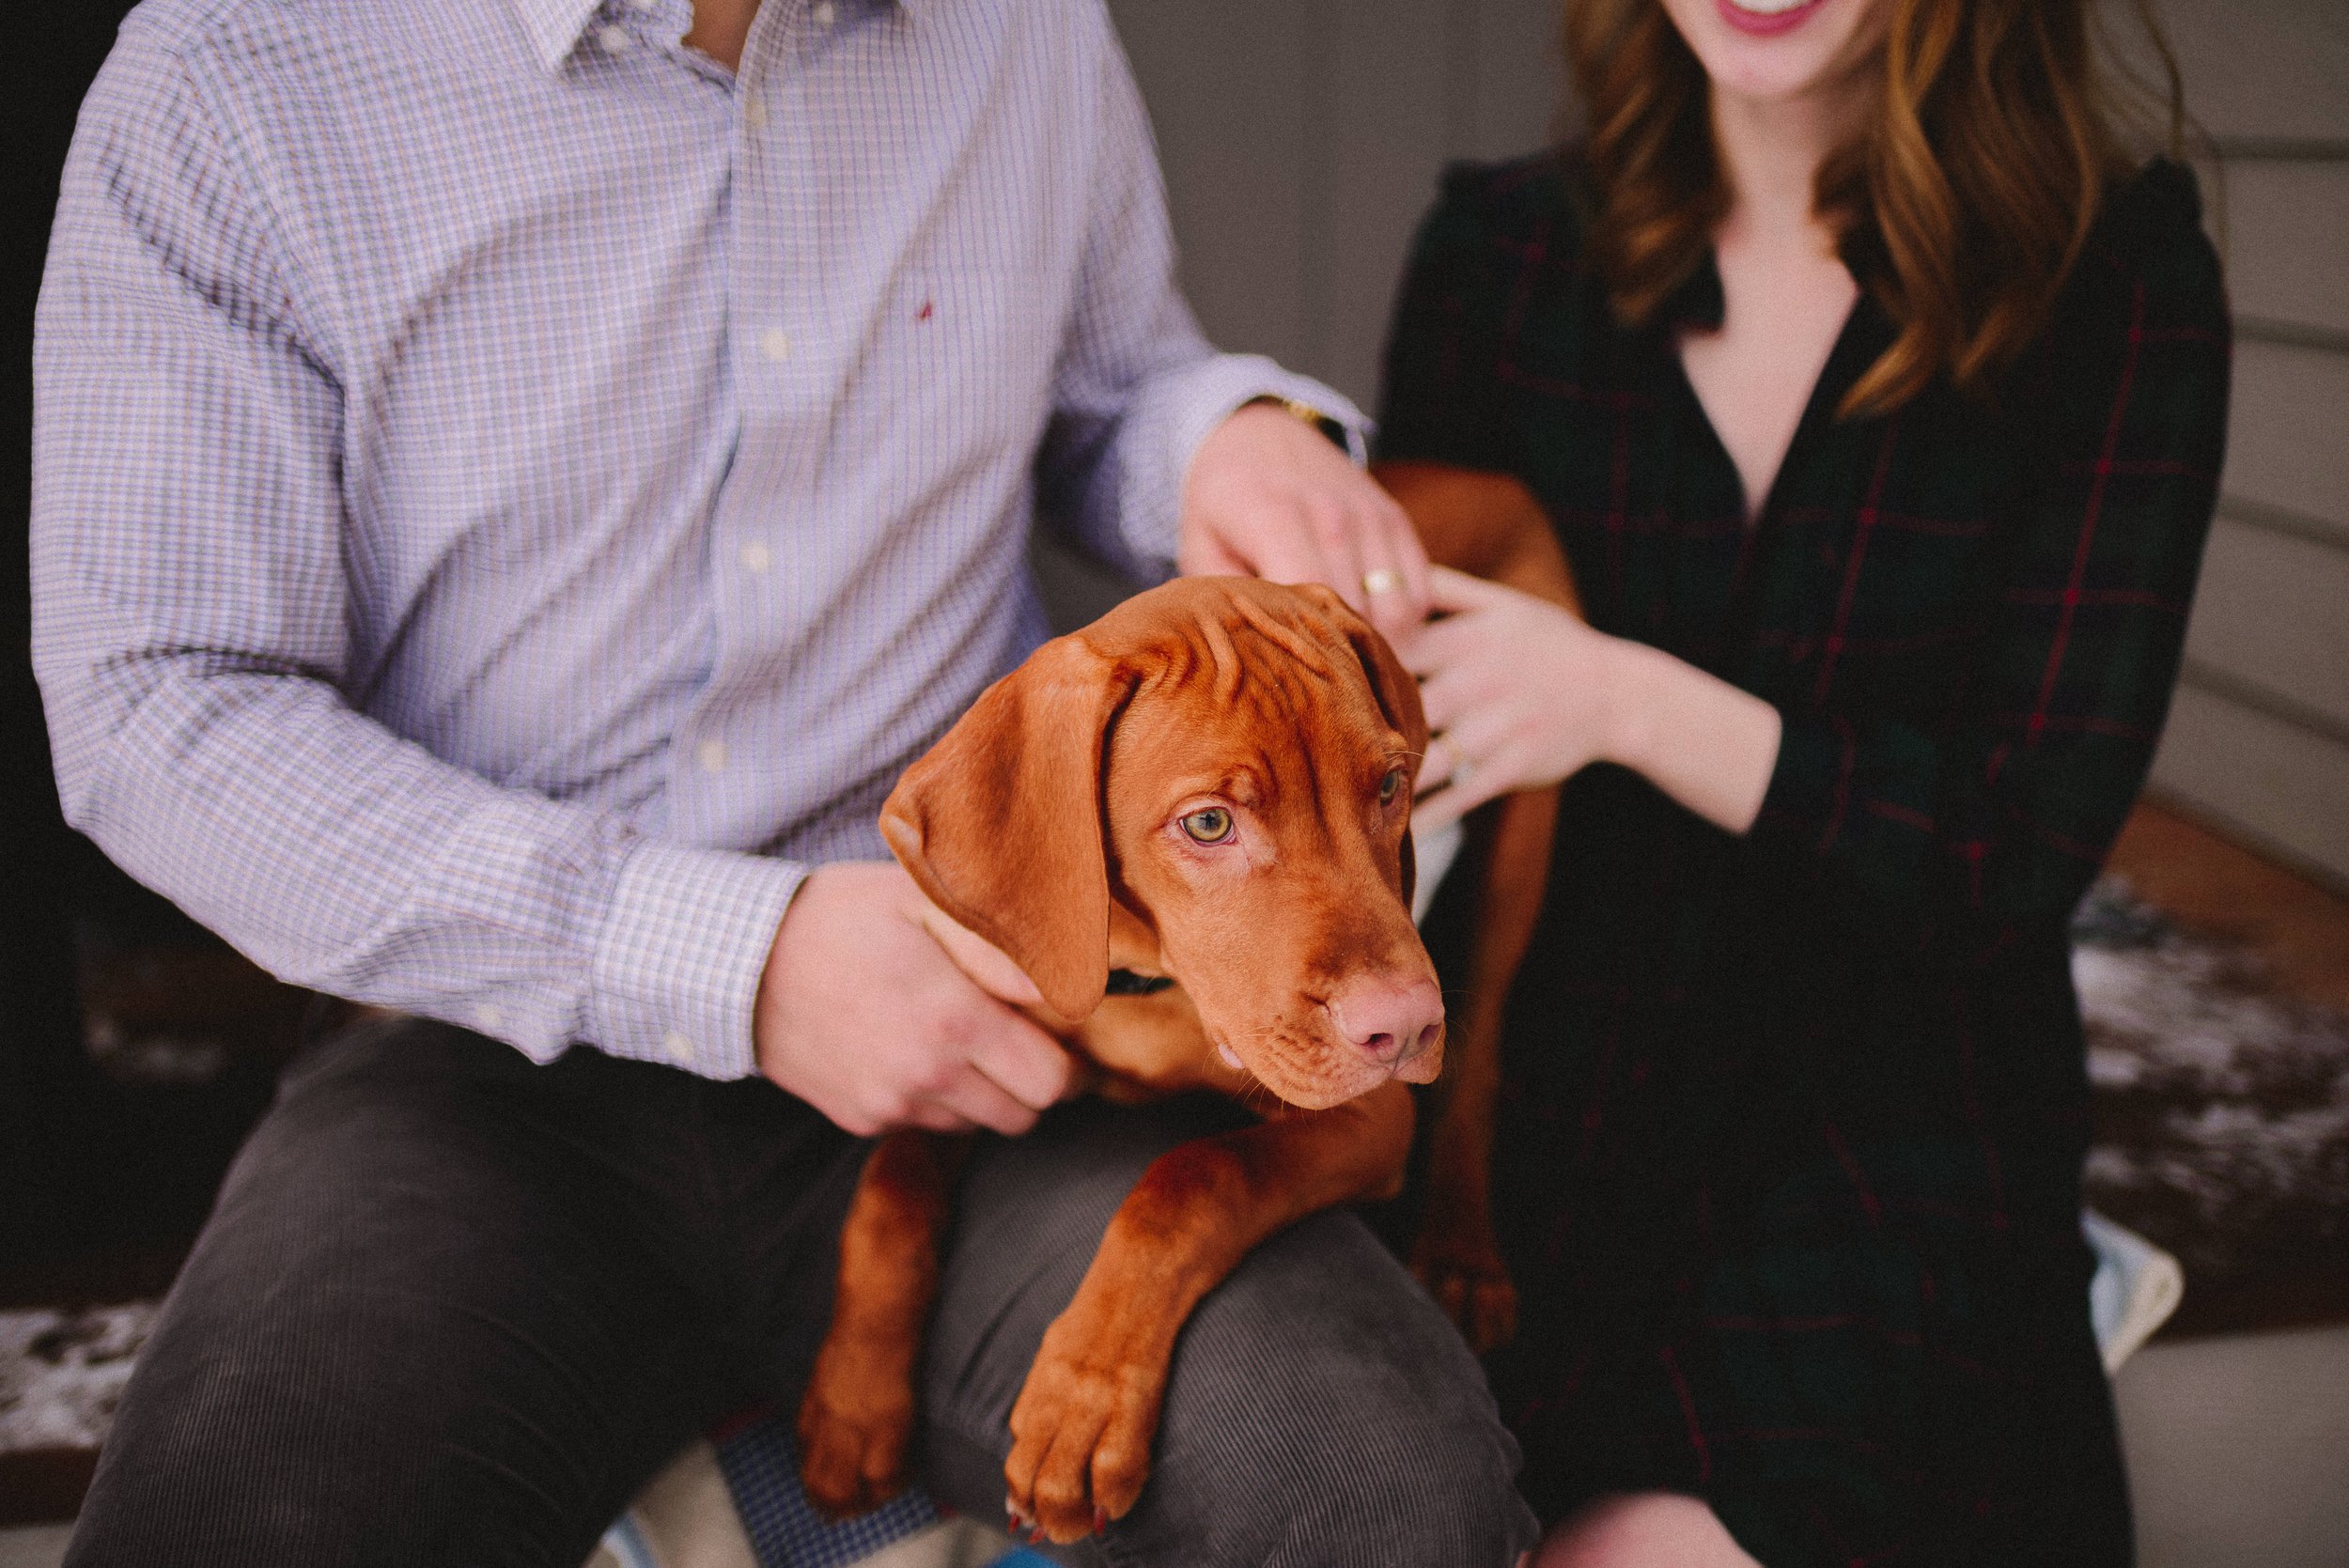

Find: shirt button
739;539;773;573
811;0;837;25
596;23;634;53
758;328;791;363
742;93;770;131
662;1030;695;1065
695;737;728;773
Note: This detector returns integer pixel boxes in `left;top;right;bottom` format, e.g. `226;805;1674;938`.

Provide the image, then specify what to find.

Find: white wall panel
2184;516;2349;733
1105;0;1570;407
1458;0;1567;163
2210;161;2349;339
2224;339;2349;540
1315;3;1454;408
2152;682;2349;890
2139;0;2349;144
1104;0;1315;372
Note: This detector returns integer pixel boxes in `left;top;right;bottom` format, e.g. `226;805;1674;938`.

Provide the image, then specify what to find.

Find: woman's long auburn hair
1564;0;2186;416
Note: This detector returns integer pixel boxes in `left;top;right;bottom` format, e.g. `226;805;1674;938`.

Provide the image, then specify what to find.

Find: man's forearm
37;642;799;1076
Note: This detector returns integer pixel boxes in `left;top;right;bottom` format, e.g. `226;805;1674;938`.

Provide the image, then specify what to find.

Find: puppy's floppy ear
1287;583;1431;905
880;635;1128;1023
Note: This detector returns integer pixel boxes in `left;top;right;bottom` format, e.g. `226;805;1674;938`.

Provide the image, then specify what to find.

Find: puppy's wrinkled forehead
1086;578;1411;745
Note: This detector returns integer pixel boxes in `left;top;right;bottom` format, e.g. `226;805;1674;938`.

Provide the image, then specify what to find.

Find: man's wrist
1244;395;1353;455
591;840;806;1079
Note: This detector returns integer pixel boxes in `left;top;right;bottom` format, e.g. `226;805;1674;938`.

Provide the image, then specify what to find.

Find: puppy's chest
1064;981;1253;1104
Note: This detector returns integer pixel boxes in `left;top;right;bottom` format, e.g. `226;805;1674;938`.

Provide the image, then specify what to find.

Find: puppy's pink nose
1328;978;1444;1068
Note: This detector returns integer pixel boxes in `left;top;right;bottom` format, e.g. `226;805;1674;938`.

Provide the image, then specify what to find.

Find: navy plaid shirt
32;0;1358;1079
1377;153;2228;1560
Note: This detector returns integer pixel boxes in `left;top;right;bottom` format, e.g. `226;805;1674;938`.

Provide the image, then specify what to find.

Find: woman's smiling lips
1715;0;1829;37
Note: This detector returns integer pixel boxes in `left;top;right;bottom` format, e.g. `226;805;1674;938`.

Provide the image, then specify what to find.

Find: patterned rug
0;1302;152;1455
2076;877;2349;1334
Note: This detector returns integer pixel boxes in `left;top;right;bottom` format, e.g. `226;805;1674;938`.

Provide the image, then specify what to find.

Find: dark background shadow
1;0;291;1307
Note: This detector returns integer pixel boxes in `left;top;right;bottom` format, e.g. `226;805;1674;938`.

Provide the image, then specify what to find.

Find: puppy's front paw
1410;1228;1517;1354
1002;1313;1163;1545
796;1341;915;1520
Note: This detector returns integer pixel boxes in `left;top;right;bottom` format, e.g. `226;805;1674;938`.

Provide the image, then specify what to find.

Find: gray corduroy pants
67;1016;1537;1567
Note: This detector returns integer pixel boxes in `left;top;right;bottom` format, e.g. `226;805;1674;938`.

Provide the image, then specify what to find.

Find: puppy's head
882;576;1441;1110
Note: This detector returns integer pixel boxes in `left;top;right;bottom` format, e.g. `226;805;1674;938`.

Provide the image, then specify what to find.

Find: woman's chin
1659;0;1884;109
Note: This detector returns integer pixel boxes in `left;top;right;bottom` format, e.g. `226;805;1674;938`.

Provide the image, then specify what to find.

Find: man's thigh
67;1016;858;1568
916;1096;1539;1568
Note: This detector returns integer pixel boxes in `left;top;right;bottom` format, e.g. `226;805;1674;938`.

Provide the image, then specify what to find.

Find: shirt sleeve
31;33;796;1081
1031;7;1365;582
1750;179;2232;945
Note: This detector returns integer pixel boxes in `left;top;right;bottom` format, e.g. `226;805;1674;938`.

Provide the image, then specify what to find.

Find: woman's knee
1533;1493;1760;1568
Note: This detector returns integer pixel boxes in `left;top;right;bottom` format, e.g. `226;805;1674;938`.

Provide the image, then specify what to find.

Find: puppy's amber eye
1180;807;1234;845
1378;768;1405;805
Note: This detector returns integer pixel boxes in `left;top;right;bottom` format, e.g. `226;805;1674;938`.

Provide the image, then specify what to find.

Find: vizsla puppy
797;576;1445;1544
1375;460;1580;1358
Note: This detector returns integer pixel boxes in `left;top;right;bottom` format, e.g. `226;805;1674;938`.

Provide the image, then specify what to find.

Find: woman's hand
1402;566;1783;836
1402;567;1627;832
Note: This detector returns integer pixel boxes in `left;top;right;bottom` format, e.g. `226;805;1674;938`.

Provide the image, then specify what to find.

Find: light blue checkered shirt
33;0;1360;1081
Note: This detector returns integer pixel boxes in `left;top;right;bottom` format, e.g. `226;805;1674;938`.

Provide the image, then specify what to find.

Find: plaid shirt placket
1381;160;2228;950
1753;236;2231;943
33;0;1363;1081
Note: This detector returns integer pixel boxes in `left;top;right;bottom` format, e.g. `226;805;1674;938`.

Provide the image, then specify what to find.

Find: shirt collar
512;0;606;73
510;0;918;75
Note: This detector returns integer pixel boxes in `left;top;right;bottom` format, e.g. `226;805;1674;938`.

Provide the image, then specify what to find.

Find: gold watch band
1254;395;1352;453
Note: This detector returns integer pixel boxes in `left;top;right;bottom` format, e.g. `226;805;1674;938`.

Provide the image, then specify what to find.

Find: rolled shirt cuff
588;839;808;1080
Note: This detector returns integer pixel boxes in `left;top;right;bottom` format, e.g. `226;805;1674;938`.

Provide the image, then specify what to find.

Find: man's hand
1179;401;1430;640
755;862;1079;1137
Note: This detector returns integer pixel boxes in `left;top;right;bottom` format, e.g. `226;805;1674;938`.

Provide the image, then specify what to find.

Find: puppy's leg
1376;459;1576;1355
1002;1081;1414;1544
1411;783;1555;1353
799;1128;972;1517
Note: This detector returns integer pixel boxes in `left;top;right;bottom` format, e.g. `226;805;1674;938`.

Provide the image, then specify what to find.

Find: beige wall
2144;1;2349;892
1095;1;2349;889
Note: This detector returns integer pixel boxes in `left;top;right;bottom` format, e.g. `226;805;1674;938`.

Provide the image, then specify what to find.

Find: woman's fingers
1423;563;1516;613
1412;731;1527;831
1418;734;1460;793
1411;774;1501;835
1413;662;1489;736
1414;689;1571;831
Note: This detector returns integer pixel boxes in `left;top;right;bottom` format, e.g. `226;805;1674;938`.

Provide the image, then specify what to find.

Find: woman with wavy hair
1376;0;2227;1561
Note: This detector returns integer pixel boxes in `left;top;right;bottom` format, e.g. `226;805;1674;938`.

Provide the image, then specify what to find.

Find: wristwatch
1252;395;1352;454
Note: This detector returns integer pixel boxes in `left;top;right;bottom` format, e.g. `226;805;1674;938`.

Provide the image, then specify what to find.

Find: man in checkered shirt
32;0;1538;1561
